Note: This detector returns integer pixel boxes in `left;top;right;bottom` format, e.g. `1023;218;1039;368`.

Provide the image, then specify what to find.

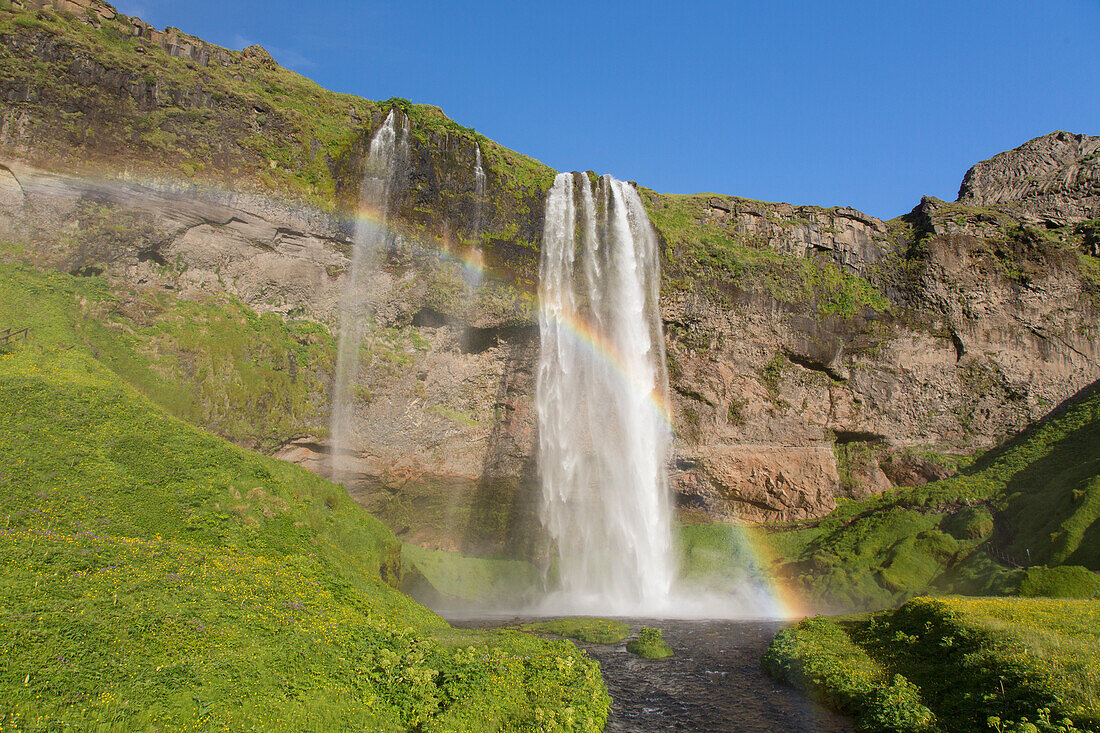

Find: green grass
0;260;333;451
762;616;935;732
625;627;673;659
0;344;609;729
765;598;1100;732
514;618;633;645
402;543;542;607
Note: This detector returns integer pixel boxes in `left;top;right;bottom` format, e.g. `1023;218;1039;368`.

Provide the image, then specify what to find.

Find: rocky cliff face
957;130;1099;226
1;0;1097;552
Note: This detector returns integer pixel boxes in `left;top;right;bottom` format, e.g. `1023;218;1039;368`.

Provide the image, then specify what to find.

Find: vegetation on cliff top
639;189;891;318
764;597;1100;732
0;3;554;240
0;340;609;730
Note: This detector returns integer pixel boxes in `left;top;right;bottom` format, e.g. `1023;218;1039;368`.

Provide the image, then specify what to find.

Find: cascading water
537;171;675;615
330;110;407;485
466;142;487;291
473;143;487;222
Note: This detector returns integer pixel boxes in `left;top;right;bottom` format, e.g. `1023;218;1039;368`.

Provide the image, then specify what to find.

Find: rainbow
16;164;810;620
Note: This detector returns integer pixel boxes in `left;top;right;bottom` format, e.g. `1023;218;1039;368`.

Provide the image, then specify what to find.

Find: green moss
626;627;673;659
1019;566;1100;599
515;618;633;645
0;261;333;451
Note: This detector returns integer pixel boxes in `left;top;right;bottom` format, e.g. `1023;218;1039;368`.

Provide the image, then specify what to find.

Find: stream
453;617;853;733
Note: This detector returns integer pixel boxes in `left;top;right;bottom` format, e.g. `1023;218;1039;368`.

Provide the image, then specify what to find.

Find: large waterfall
330;110;408;485
537;172;675;614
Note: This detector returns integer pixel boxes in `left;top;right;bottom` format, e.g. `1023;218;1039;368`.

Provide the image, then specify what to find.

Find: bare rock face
957;131;1100;225
672;445;841;523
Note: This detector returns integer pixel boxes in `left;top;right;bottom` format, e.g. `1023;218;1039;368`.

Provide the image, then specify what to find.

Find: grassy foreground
764;597;1100;732
0;343;609;730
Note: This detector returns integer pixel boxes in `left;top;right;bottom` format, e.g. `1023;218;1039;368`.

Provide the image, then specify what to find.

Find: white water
466;143;487;292
537;172;676;615
474;143;487;203
330;110;407;485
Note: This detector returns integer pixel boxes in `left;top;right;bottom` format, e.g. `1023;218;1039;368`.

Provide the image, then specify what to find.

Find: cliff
1;0;1097;553
957;130;1100;226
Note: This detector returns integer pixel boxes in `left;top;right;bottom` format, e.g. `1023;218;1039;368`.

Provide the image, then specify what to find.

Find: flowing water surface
455;617;853;733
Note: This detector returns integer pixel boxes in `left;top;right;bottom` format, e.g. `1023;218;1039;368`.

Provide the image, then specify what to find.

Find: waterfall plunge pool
451;616;853;732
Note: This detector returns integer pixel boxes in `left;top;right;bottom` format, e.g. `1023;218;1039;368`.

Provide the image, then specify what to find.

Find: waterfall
467;142;487;291
474;143;487;210
537;171;675;614
329;110;407;485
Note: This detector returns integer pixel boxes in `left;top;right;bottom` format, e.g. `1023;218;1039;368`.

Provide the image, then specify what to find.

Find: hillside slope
764;597;1100;732
0;338;609;730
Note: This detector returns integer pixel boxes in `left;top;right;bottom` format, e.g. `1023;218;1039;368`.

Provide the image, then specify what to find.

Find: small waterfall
537;171;675;614
467;142;487;291
329;110;407;485
474;143;487;210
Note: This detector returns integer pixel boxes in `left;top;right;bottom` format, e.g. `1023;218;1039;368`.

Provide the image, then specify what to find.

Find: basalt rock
957;130;1100;226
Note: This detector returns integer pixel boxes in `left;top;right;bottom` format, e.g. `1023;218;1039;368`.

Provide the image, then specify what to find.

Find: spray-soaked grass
401;543;542;607
765;598;1100;732
0;345;609;731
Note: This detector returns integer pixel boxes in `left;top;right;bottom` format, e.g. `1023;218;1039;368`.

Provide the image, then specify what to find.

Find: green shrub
626;627;673;659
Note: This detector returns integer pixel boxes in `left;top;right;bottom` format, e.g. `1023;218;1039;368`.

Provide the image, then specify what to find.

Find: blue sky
114;1;1098;219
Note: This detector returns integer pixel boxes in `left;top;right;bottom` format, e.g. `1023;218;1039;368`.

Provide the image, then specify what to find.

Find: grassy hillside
761;378;1099;610
0;255;333;451
676;381;1100;611
0;342;608;729
764;597;1100;732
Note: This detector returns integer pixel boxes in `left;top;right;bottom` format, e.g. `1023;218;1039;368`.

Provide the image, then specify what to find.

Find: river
453;617;853;733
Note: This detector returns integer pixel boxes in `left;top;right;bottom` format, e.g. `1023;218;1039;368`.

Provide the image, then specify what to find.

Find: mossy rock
943;504;995;541
516;618;632;645
1019;565;1100;599
626;627;673;659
